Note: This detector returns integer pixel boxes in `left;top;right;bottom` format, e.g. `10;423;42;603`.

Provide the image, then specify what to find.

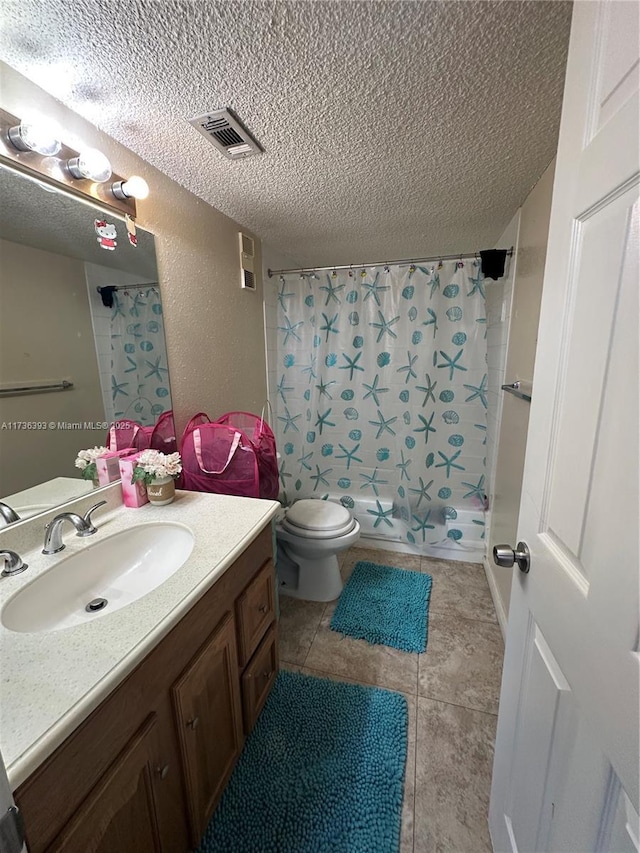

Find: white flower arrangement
132;450;182;486
75;446;109;481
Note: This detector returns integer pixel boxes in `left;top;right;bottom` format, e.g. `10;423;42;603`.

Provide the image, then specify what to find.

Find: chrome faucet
0;502;20;524
42;501;107;555
0;550;28;577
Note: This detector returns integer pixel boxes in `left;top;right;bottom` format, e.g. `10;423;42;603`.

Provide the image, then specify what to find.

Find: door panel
545;189;636;562
505;620;574;853
490;3;639;850
590;1;640;136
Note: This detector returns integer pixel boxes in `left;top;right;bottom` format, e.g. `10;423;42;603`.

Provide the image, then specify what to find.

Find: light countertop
0;489;279;789
1;477;95;526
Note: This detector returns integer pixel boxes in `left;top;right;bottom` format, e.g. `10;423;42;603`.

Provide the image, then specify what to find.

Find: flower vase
147;475;175;505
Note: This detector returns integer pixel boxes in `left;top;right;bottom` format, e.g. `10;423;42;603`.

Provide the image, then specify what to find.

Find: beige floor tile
277;596;326;666
304;602;419;694
401;735;416;853
279;662;303;674
342;545;422;581
401;691;418;853
414;697;496;853
421;559;497;623
418;613;504;714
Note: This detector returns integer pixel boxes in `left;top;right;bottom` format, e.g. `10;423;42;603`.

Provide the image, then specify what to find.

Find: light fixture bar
0;108;138;218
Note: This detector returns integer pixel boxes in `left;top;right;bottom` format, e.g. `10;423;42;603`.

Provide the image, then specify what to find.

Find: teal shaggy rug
331;561;432;653
197;670;408;853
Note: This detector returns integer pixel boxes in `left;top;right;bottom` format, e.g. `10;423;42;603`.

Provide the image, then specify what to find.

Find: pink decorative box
96;447;137;486
118;452;149;508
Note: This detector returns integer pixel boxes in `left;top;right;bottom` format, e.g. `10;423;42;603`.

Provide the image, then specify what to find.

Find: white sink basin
2;522;195;633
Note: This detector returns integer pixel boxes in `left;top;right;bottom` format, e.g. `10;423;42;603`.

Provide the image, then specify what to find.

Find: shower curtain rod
267;248;513;278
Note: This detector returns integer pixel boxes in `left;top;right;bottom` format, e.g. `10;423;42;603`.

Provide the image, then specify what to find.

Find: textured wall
0;63;267;437
0;238;104;494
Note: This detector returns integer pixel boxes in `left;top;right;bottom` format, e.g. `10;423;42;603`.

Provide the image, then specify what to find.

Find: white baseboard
483;556;508;640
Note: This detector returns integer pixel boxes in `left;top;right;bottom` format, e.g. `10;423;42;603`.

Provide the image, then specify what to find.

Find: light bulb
8;118;61;156
67;148;112;182
112;175;149;200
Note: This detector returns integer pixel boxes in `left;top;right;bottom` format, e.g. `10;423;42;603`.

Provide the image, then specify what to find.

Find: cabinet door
172;612;244;846
50;715;162;853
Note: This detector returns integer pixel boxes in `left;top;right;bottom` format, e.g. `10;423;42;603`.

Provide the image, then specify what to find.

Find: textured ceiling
0;0;572;267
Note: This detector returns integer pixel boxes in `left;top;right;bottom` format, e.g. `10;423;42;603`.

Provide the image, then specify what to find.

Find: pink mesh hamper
214;411;279;500
180;420;261;498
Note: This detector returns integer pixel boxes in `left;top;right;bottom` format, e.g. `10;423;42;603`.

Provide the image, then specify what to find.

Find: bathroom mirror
0;162;174;524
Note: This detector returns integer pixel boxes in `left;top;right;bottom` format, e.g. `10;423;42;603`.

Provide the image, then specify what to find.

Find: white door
489;2;639;851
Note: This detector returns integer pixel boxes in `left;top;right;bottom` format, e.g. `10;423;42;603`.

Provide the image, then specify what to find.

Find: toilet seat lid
282;499;354;537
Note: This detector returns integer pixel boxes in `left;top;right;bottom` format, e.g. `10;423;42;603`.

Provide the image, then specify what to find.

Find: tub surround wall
0;63;266;436
484;214;520;535
485;160;556;630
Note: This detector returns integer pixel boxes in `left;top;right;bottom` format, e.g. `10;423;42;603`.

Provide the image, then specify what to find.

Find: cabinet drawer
235;559;275;667
241;623;278;733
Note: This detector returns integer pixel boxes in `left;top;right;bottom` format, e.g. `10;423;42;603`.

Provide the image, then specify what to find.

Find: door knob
493;542;530;573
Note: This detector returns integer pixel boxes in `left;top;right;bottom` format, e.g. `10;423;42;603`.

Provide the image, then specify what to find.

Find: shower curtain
110;287;171;425
273;261;487;554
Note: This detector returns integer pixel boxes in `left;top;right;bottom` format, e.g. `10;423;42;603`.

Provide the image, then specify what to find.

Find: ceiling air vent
188;108;263;160
239;232;257;291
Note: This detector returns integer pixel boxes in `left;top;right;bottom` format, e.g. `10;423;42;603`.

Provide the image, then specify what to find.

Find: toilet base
276;545;343;602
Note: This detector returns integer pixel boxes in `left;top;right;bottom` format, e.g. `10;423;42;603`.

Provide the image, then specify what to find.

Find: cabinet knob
187;716;199;730
261;670;272;679
155;764;169;780
258;603;268;613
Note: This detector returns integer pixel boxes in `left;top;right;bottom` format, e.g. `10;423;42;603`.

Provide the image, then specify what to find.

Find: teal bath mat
331;561;432;653
197;670;407;853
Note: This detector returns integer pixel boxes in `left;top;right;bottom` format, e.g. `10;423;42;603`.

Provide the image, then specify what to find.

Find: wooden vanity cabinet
172;612;244;845
15;525;277;853
48;715;163;853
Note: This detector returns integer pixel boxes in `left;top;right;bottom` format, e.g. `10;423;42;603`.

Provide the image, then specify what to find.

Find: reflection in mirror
0;163;174;525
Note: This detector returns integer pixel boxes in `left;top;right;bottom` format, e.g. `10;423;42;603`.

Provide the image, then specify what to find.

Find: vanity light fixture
1;107;144;217
112;175;149;200
7;117;61;156
67;148;112;183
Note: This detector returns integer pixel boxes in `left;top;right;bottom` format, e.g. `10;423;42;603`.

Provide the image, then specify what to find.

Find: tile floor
277;544;504;853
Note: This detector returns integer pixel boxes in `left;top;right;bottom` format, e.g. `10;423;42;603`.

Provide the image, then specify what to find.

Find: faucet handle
0;550;28;577
82;500;107;533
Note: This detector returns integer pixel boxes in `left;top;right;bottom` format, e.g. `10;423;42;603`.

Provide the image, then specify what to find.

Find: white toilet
275;499;361;601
